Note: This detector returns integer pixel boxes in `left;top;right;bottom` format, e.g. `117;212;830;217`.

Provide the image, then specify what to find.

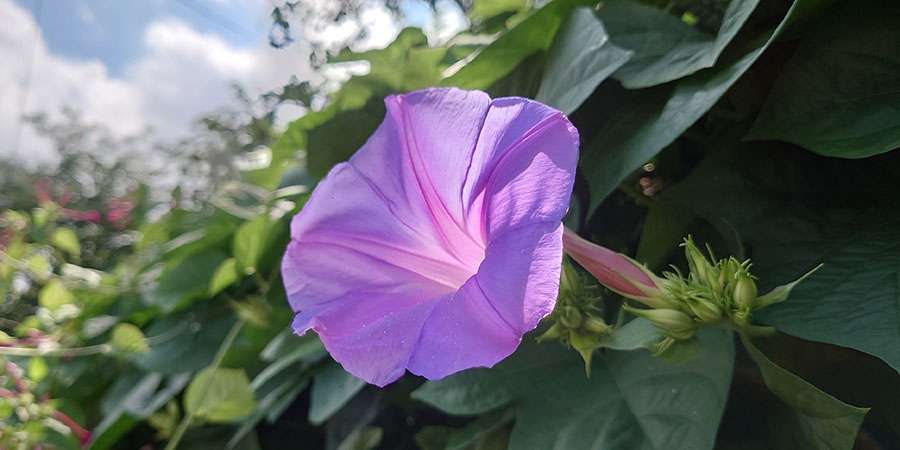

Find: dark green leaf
134;313;237;375
336;427;383;450
535;7;633;114
306;96;386;179
595;317;663;351
740;336;868;450
598;0;759;88
152;250;228;312
309;360;366;425
412;338;570;415
747;0;900;158
581;0;815;217
416;328;734;450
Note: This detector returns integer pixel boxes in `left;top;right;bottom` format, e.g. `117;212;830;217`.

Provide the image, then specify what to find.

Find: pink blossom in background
282;87;579;386
61;208;101;224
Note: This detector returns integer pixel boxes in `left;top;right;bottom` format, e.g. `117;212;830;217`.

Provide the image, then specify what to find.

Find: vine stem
0;344;111;357
163;318;246;450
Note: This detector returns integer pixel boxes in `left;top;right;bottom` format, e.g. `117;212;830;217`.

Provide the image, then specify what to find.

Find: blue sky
14;0;267;76
1;0;465;167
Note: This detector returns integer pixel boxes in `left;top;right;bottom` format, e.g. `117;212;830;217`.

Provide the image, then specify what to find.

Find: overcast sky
1;0;465;168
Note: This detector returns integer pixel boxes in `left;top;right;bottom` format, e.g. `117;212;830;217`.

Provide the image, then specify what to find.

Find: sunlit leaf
50;228;80;258
184;367;257;423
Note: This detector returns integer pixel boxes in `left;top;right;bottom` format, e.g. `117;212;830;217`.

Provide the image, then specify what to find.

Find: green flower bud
733;269;758;311
682;236;716;288
731;306;752;326
536;322;567;342
624;305;697;340
684;296;723;324
582;316;614;334
559;306;583;329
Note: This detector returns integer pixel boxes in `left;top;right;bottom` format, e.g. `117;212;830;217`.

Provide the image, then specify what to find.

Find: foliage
3;0;900;448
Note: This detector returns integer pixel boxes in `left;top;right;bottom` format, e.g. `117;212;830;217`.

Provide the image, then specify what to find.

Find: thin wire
174;0;252;38
10;0;44;158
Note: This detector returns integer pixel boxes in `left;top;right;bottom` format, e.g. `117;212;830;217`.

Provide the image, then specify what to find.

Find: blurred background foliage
2;0;900;449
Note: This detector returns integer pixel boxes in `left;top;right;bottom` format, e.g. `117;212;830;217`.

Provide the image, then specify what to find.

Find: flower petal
463;98;579;238
407;222;563;379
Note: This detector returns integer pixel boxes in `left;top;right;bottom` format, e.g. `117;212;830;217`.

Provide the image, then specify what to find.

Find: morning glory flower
282;87;579;386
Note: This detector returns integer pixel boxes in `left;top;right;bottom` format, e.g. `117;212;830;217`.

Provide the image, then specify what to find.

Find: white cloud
0;0;314;168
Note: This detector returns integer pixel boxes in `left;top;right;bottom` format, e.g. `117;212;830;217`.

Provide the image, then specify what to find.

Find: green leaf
208;258;240;296
412;338;570;415
331;28;447;92
415;328;734;450
581;0;815;217
27;357;49;383
92;372;191;450
308;360;366;425
233;216;270;273
110;323;150;354
38;279;76;311
595;317;664;351
336;427;383;450
747;0;900;158
50;227;80;258
133;313;236;375
296;28;449;180
442;0;592;90
535;7;633;115
305;96;386;180
598;0;759;88
184;367;257;423
665;143;900;373
152;250;228;312
740;336;868;450
468;0;528;21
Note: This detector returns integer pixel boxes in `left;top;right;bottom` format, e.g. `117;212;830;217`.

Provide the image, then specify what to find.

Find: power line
174;0;253;38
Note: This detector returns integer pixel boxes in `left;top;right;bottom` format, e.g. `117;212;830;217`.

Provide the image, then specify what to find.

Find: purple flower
282;87;579;386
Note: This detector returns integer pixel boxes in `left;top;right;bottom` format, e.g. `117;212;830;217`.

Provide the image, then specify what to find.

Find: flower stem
163;318;246;450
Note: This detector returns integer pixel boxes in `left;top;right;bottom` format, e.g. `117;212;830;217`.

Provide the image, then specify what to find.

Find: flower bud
684;296;723;324
582;316;613;334
682;237;717;288
733;269;758;311
623;305;697;340
559;306;583;329
536;322;567;342
563;228;664;303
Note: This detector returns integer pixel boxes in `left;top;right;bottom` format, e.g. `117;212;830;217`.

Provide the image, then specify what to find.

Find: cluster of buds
562;229;820;349
538;258;613;373
1;360;91;448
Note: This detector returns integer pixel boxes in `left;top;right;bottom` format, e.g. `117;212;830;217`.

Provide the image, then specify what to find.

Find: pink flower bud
562;228;664;305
